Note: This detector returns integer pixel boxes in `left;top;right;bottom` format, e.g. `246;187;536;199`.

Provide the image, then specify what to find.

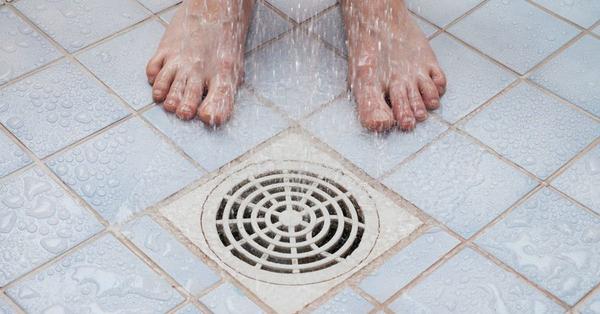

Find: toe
355;86;395;132
430;67;447;96
418;78;440;111
176;79;204;120
146;53;164;85
152;64;177;102
390;83;415;131
198;78;235;126
407;84;427;123
163;73;186;113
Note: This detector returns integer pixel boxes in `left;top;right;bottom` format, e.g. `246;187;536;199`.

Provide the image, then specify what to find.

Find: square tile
137;0;180;13
305;6;347;55
175;303;204;314
266;0;336;23
200;283;263;314
580;290;600;314
0;132;30;178
389;248;563;313
0;296;16;314
0;60;128;158
77;20;164;110
413;14;438;37
0;167;102;287
359;227;459;302
384;131;536;237
0;6;61;85
530;35;600;117
431;34;516;123
245;31;347;120
246;2;292;52
532;0;600;28
47;118;201;223
462;82;600;179
144;89;289;171
448;0;579;74
302;97;447;178
123;215;219;294
6;234;184;313
476;188;600;305
15;0;149;52
312;288;372;314
406;0;482;27
160;5;177;23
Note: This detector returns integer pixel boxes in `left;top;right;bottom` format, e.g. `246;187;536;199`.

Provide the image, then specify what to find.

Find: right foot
146;0;254;125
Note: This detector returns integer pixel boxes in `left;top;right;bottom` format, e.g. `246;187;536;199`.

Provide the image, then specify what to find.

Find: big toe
356;88;395;132
146;53;164;85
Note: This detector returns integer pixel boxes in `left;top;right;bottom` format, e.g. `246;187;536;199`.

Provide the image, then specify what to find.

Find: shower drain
201;160;379;285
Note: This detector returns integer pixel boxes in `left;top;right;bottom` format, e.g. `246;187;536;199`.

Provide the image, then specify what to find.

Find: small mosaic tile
432;33;516;123
175;303;204;314
477;188;600;305
123;216;219;294
6;234;184;313
530;35;600;117
247;2;292;52
0;60;128;158
77;20;164;110
462;82;600;179
199;283;263;314
312;288;372;314
15;0;148;52
302;97;447;178
532;0;600;28
580;290;600;314
0;6;61;85
0;295;16;314
0;132;30;178
359;227;459;302
0;167;102;287
266;0;336;22
448;0;579;74
406;0;482;27
47;118;201;223
137;0;180;13
144;89;288;171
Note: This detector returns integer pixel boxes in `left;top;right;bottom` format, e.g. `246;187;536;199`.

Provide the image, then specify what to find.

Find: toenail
153;90;162;96
417;109;426;116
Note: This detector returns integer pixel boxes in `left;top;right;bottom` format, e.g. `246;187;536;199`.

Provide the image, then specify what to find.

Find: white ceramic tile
412;13;438;37
247;2;292;52
123;216;219;294
448;0;579;74
389;248;564;313
431;34;516;123
0;167;103;287
47;118;201;223
580;290;600;314
462;82;600;179
0;60;128;158
384;131;536;237
530;35;600;117
0;6;61;85
175;303;204;314
15;0;148;52
406;0;482;27
359;227;459;302
6;234;184;313
266;0;336;22
137;0;180;13
306;6;347;55
199;283;263;314
477;188;600;305
144;89;288;171
0;132;30;178
245;31;347;119
312;288;372;314
302;97;447;178
0;296;15;314
533;0;600;28
77;20;164;110
159;5;177;23
594;26;600;36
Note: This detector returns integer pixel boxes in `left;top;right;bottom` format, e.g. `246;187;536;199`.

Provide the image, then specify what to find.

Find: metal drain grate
202;161;379;285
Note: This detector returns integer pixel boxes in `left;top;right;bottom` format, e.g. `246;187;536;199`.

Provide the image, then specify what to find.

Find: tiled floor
0;0;599;313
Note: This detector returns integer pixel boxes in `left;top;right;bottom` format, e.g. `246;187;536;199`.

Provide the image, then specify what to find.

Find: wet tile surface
123;215;219;294
580;291;600;314
530;35;600;117
247;2;292;52
0;132;30;178
384;131;536;237
0;60;128;158
449;0;579;74
406;0;482;27
266;0;336;22
306;6;347;55
476;188;600;305
0;167;102;287
462;82;600;179
136;0;180;13
175;303;204;314
6;234;184;313
159;5;177;23
312;288;372;314
0;296;15;314
199;283;263;314
532;0;600;28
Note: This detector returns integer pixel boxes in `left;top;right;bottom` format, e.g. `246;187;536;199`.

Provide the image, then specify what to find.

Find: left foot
342;0;446;132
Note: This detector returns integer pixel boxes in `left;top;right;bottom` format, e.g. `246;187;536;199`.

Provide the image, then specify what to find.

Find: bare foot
341;0;446;132
146;0;254;125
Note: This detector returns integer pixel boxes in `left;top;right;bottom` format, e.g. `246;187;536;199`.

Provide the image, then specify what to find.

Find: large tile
533;0;600;28
144;89;288;171
530;35;600;117
246;2;292;52
47;118;201;223
175;303;204;314
302;97;447;178
0;60;128;158
6;234;184;313
448;0;579;74
477;188;600;305
245;32;347;119
199;283;263;314
389;248;563;313
266;0;336;22
0;167;102;287
462;82;600;179
312;289;372;314
384;131;536;237
406;0;482;27
359;228;459;302
77;21;164;109
580;290;600;314
0;296;15;314
137;0;180;13
123;216;219;294
432;34;516;123
0;132;30;178
0;6;61;85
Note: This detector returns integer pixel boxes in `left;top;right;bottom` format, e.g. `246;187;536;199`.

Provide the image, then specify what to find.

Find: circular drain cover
201;160;379;285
